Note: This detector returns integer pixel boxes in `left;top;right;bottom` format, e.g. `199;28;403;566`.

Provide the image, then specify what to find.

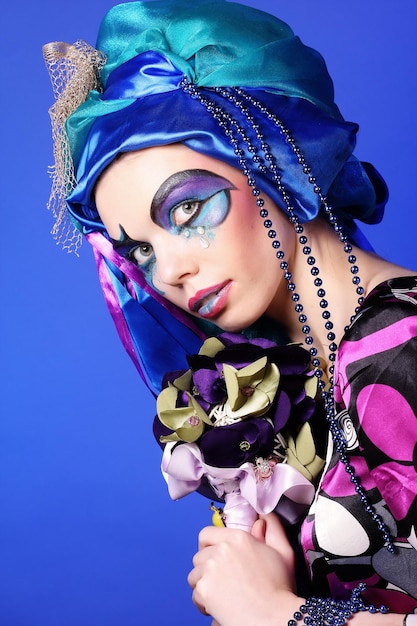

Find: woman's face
95;144;294;332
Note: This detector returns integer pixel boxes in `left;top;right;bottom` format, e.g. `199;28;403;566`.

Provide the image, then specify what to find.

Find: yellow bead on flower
210;503;226;527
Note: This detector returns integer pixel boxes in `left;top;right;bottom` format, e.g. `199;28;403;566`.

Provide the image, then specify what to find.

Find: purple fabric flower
154;333;319;461
199;417;275;468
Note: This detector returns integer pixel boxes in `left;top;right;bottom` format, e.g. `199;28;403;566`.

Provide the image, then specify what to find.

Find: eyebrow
150;169;235;229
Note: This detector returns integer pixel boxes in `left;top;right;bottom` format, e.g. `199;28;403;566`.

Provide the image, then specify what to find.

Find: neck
266;218;415;364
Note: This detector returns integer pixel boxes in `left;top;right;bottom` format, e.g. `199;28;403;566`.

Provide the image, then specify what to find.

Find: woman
43;0;417;623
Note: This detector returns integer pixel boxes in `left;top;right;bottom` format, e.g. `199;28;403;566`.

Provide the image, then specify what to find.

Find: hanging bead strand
230;87;394;553
180;77;394;552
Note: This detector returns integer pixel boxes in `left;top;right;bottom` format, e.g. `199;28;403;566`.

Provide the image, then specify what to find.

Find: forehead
96;143;244;200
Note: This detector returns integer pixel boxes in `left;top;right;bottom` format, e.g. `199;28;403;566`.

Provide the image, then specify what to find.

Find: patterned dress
301;276;417;613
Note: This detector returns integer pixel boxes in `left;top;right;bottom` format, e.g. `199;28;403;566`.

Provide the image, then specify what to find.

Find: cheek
227;206;273;258
142;259;165;295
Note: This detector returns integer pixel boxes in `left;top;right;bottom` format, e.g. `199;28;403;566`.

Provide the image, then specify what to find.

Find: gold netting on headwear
43;40;106;253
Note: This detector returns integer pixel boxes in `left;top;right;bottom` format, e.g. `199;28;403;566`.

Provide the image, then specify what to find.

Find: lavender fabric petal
223;492;257;531
161;442;243;499
161;442;315;530
239;462;315;521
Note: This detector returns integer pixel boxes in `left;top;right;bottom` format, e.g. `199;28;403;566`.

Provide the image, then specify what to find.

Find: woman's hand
187;513;301;626
189;514;405;626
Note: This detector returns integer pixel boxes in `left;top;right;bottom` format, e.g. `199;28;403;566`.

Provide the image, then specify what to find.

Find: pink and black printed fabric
301;276;417;613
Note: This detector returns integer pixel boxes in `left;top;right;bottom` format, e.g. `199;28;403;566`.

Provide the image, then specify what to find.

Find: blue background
1;1;416;624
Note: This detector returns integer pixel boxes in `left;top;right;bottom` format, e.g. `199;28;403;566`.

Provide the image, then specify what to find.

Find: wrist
266;591;304;626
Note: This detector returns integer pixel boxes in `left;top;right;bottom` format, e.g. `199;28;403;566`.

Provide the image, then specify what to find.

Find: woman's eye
171;201;200;227
131;243;154;265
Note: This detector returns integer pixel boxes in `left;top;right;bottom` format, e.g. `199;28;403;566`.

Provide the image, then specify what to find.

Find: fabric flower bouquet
153;333;325;530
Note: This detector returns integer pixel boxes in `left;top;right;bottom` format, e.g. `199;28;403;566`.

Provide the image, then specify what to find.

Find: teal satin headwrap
67;0;340;169
66;0;386;236
51;0;388;394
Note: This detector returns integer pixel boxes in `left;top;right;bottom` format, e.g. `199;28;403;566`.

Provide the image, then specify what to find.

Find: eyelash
112;226;155;269
127;198;203;263
170;199;202;229
170;189;231;232
127;198;200;265
128;243;154;266
116;188;230;268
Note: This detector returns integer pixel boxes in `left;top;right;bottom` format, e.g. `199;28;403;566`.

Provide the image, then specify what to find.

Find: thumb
250;517;266;542
260;512;292;556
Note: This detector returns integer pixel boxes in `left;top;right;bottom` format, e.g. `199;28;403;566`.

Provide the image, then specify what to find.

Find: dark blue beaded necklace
288;583;388;625
181;77;394;553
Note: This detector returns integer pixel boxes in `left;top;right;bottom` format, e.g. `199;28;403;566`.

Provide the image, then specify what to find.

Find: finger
187;565;198;590
250;517;266;542
191;587;209;616
188;568;210;616
260;513;294;562
191;544;216;568
197;525;239;550
260;513;288;547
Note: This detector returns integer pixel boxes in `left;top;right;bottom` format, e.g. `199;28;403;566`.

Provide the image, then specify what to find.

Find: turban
44;0;388;394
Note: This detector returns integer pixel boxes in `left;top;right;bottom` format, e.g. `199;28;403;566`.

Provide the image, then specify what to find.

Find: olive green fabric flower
286;422;325;483
222;357;280;419
157;372;212;443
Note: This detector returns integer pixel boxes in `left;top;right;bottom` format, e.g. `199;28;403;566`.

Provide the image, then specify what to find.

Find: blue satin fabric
63;1;389;394
103;50;184;100
66;0;343;173
103;253;205;396
67;52;385;236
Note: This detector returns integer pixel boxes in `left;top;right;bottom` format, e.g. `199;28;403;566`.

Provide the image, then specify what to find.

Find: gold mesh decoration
43;40;107;253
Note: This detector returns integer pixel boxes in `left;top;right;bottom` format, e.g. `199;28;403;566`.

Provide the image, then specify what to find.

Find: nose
153;237;199;287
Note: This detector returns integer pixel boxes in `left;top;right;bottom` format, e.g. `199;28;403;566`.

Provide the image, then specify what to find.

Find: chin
216;322;245;333
212;314;260;334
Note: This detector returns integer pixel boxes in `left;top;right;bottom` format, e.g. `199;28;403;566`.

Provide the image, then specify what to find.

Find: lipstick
188;281;232;319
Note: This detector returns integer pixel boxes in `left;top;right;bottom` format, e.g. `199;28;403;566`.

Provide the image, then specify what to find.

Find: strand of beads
232;88;366;328
288;584;389;626
180;77;394;552
216;87;333;376
227;86;395;553
209;85;322;375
